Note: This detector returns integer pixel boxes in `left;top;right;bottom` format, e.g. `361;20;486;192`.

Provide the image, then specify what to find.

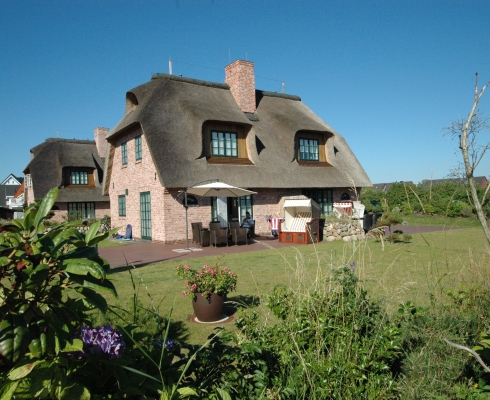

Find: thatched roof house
103;60;371;242
24;130;110;222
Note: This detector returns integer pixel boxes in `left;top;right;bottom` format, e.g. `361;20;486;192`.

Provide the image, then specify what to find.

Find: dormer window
299;138;319;161
71;171;88;185
64;168;95;187
212;131;238;157
202;122;253;165
295;131;332;167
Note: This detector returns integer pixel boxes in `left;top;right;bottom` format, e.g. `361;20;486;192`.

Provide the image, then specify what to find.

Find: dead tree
445;73;490;244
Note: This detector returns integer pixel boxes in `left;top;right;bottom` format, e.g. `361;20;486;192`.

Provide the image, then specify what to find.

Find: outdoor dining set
191;221;253;247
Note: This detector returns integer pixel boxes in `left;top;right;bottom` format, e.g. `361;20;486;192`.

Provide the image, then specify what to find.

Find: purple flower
152;338;177;351
350;261;356;271
79;325;126;359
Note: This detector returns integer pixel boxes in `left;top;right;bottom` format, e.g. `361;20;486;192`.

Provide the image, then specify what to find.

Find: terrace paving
99;236;295;269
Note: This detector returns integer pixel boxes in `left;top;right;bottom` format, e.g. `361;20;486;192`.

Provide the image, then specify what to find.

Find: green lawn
103;218;490;344
401;212;483;227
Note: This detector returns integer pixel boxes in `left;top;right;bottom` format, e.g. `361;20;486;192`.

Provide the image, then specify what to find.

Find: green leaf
178;387;198;397
51;227;84;249
0;315;29;364
8;219;25;231
85;220;101;244
0;256;11;267
90;255;111;274
24;265;50;290
69;272;117;297
87;227;119;247
33;187;59;228
0;380;19;400
7;360;43;380
23;208;36;232
76;287;108;313
121;366;162;383
60;338;83;353
63;258;106;279
58;246;98;261
29;338;43;358
60;384;90;400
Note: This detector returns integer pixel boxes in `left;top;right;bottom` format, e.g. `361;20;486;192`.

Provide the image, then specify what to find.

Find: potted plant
176;263;238;322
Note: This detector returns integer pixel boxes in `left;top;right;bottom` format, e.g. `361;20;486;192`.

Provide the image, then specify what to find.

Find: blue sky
1;0;490;185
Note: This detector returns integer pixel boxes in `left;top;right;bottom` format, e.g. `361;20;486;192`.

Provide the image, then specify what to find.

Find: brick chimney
225;60;256;113
94;127;109;158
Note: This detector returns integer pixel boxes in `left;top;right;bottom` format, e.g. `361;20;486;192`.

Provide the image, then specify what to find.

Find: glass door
140;192;152;240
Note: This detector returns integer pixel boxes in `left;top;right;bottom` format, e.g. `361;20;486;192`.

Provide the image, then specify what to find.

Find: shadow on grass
225;294;261;316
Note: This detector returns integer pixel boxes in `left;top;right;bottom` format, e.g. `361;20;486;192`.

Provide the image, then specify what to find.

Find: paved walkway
98;225;463;269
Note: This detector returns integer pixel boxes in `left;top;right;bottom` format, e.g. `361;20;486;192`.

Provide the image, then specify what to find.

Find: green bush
0;188;120;398
233;267;402;399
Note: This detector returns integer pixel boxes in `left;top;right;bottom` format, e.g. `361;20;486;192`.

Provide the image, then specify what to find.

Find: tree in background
445;73;490;244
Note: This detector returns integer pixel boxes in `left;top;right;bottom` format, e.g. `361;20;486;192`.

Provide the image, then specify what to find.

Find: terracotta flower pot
192;293;226;322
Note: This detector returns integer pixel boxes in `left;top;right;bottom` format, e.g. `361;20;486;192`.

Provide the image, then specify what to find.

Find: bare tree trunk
459;74;490;245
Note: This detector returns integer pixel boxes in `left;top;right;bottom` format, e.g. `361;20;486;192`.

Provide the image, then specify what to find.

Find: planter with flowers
176;263;238;322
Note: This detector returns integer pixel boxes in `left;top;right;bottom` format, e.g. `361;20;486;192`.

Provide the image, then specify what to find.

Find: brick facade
49;201;110;223
109;133;357;243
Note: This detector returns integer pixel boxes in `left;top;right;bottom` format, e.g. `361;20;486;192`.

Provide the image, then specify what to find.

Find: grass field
100;216;490;344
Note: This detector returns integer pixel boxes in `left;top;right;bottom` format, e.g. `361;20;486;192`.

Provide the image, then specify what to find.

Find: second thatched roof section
24;138;108;203
104;73;371;191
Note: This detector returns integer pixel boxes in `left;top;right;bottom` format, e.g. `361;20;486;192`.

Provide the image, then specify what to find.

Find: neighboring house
103;60;372;242
421;176;489;188
0;173;23;208
6;181;25;211
24;128;110;222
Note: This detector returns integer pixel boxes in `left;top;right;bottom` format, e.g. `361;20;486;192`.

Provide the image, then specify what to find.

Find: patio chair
229;221;248;245
191;222;210;247
209;222;228;247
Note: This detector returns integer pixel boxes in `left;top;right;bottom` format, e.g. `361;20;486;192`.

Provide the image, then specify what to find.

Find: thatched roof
104;73;371;192
24;138;108;202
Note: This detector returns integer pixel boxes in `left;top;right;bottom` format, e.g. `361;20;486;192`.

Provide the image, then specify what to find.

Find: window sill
135;159;142;164
297;161;332;167
207;157;254;165
122;164;127;168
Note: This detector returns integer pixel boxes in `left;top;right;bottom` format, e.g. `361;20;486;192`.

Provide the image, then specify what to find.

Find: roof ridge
45;138;96;144
151;73;230;90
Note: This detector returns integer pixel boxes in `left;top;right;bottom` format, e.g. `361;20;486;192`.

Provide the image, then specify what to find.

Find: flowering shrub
79;325;126;359
176;263;238;300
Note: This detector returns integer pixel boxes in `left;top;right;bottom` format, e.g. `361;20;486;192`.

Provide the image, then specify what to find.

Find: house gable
1;174;22;186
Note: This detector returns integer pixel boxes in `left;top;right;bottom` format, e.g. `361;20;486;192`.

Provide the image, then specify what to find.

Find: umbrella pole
185;191;189;250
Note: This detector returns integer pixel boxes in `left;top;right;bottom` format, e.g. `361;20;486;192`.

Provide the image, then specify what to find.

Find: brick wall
49;201;110;223
108;126;165;240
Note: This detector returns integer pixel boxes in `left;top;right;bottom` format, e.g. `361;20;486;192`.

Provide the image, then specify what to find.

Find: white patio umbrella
187;182;257;198
179;181;257;250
